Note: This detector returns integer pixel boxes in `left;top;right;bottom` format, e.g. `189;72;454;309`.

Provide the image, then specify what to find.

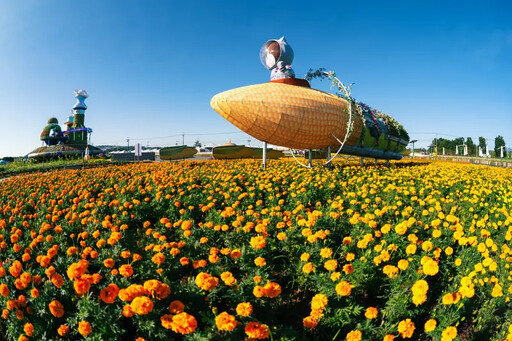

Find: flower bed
0;160;512;340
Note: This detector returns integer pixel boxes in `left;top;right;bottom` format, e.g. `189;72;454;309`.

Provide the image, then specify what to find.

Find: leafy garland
304;68;409;142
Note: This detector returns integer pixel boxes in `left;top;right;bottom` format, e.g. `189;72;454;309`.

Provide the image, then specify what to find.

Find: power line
129;131;244;141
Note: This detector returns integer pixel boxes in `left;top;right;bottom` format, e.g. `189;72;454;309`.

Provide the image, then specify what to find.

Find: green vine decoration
304;68;409;143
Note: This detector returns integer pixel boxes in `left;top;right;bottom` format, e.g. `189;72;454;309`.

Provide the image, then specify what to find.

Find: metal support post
308;149;313;167
262;141;267;169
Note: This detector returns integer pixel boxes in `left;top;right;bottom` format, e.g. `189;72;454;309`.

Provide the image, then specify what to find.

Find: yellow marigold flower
395;223;407;235
245;322;269;339
277;232;286;240
335;281;352;296
253;285;265;298
236;302;253;317
441;326;457;341
311;294;328;311
254;257;266;267
330;272;341;281
424;319;437;332
382;265;399;278
320;248;333;258
422;259;439;276
78;321;92;337
302;262;315;274
397;318;415;338
215;312;237;331
405;244;417;255
324;259;338;271
364;307;378;319
398;259;409;270
300;253;311;262
346;253;355;261
411;280;429;306
250;236;266;249
346;330;362;341
383;335;395;341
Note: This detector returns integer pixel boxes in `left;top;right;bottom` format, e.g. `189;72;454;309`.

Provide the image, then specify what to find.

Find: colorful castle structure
28;90;103;159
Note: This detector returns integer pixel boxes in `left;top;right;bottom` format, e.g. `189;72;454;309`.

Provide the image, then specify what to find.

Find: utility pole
182;133;185;146
127;138;130;148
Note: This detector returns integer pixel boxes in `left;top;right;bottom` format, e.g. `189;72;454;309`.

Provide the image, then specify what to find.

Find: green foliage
494;135;507;158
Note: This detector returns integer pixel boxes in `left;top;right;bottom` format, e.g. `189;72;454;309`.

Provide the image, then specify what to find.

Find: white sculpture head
74;90;89;99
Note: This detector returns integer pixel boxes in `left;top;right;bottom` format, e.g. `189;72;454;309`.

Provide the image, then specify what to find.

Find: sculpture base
27;144;103;160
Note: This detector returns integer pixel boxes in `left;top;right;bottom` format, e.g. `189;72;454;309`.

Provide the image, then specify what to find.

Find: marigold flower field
1;159;512;340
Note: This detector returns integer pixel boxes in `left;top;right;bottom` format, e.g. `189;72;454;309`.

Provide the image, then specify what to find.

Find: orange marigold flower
119;264;134;278
215;312;237;331
9;260;22;278
66;260;88;280
30;288;39;299
169;300;185;314
195;272;219;291
303;315;318;329
57;324;70;336
346;330;362;341
73;277;91;295
263;282;281;298
236;302;253;317
103;259;115;268
100;283;120;304
397;318;415;339
335;281;352;296
0;284;8;297
230;249;242;259
245;322;269;339
49;300;64;317
152;253;165;265
220;272;236;286
78;321;92;337
161;312;197;335
342;263;354;275
23;323;34;337
122;304;134;317
364;307;378;319
130;296;154;315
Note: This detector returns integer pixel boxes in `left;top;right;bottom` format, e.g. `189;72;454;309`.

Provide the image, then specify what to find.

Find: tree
494;135;507;158
478;137;486;153
193;139;202;148
466;137;475;156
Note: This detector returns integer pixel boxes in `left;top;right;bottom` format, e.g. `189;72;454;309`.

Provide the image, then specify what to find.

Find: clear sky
0;0;511;156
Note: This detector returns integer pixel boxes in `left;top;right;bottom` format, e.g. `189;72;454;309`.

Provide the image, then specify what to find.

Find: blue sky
0;0;511;156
